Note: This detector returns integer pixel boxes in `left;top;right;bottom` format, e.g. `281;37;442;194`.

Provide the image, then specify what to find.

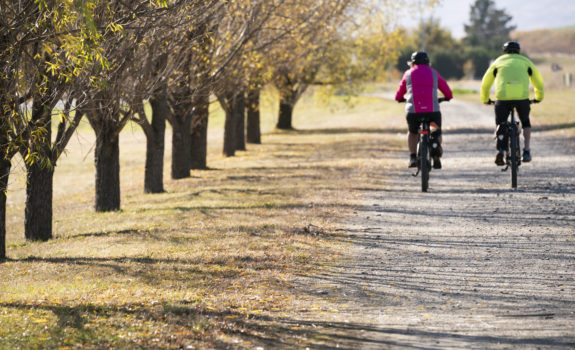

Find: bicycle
402;98;448;192
489;99;536;189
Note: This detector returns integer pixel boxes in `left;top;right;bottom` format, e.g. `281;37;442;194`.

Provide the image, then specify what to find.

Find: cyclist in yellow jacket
481;40;544;164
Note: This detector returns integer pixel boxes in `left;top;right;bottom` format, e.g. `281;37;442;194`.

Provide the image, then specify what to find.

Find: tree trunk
246;88;261;144
171;112;192;179
94;122;121;212
233;91;246;151
0;157;10;261
223;109;235;157
144;95;167;193
223;93;236;157
25;100;56;240
190;92;209;170
25;163;54;241
277;88;295;130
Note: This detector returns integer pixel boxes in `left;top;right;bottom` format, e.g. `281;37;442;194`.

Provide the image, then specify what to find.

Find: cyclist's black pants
494;100;531;128
406;112;442;134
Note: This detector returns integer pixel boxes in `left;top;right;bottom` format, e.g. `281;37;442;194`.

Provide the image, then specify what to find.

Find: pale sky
401;0;575;38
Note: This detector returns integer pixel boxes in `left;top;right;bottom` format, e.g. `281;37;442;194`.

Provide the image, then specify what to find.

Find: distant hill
512;27;575;55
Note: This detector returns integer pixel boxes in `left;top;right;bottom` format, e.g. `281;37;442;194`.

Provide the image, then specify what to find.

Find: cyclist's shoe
432;156;442;169
495;152;505;166
408;154;417;168
522;149;532;162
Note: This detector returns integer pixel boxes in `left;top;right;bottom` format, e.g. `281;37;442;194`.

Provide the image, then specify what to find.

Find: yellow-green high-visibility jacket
481;53;544;103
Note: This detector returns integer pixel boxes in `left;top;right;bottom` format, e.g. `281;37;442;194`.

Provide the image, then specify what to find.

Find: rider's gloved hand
484;99;494;105
532;99;540;104
397;98;406;103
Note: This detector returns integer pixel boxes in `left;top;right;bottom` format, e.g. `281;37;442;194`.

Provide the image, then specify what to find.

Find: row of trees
1;0;436;260
396;0;516;80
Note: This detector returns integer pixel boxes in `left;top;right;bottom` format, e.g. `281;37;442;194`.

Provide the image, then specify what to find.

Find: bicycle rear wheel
420;135;430;192
510;124;519;188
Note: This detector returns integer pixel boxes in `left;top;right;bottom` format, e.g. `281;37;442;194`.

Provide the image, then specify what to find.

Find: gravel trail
293;99;575;349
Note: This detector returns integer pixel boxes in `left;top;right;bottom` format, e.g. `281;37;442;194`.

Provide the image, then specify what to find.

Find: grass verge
1;93;403;349
450;87;575;137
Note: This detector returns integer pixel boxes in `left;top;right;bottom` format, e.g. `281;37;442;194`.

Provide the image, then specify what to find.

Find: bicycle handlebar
486;99;540;105
397;98;450;103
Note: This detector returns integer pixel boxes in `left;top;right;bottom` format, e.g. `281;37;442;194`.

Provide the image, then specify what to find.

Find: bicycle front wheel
420;135;430;192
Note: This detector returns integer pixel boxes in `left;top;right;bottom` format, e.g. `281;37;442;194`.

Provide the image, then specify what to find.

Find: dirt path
289;99;575;349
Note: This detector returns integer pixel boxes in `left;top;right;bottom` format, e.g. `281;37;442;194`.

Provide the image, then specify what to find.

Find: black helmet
410;51;430;65
503;41;520;54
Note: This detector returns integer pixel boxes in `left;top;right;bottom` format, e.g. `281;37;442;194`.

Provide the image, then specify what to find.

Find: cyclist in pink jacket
395;52;453;168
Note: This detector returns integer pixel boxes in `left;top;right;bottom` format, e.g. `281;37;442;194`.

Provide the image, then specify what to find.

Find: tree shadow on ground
2;300;574;349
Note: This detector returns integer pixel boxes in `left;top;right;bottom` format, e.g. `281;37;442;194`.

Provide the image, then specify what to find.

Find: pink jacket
395;65;452;113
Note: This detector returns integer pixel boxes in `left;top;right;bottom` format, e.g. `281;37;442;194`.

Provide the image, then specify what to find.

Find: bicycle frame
413;116;432;192
401;97;448;192
489;99;538;189
502;108;521;188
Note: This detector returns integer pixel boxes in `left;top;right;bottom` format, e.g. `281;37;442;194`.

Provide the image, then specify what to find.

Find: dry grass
4;78;570;348
1;91;404;349
513;28;575;55
450;88;575;137
530;54;575;91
